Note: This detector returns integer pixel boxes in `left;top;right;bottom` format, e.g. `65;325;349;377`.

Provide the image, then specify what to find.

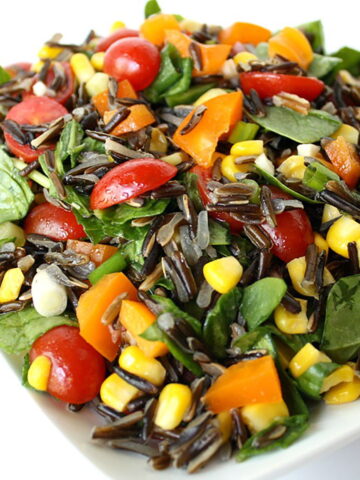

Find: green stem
13;159;51;190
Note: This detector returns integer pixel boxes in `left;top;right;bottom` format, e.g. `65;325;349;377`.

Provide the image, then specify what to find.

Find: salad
1;0;360;473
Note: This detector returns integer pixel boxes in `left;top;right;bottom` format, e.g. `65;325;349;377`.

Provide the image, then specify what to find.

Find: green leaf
55;119;84;172
330;46;360;76
203;288;242;358
254;42;269;61
241;277;287;330
308;53;342;78
298;20;325;52
182;172;203;212
296;362;339;400
250;107;341;144
303;161;340;192
321;275;360;362
279;368;309;417
0;66;11;85
208;219;231;245
144;0;161;18
95;198;169;226
0;308;77;355
82;137;106;154
73;212;105;244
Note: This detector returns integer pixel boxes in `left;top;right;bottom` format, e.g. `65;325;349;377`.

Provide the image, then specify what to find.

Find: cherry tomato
24;202;86;241
30;326;106;404
39;62;75;105
240;72;324;101
96;28;139;52
104;37;161;91
5;62;32;78
90;158;178;210
4;96;68;162
261;186;314;263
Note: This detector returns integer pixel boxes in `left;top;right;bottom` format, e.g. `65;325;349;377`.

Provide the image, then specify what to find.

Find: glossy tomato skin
240;72;324;101
261;187;314;263
43;62;75;105
90;158;178;209
24;203;86;241
96;28;139;52
104;37;161;91
4;96;68;162
6;62;32;77
30;326;106;404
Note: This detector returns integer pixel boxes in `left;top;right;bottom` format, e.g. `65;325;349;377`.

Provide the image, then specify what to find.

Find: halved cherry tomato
96;28;139;52
4;96;68;162
24;202;86;241
30;326;106;404
5;62;32;78
240;72;324;101
42;62;75;105
90;158;178;210
104;37;160;91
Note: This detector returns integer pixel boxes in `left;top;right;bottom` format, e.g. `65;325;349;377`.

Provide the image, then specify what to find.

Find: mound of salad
1;0;360;473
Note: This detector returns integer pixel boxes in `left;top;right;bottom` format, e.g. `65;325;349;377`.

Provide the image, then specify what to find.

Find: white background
1;0;360;479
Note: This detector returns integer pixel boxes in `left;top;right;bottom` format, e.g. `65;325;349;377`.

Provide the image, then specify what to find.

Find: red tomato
240;72;324;101
261;187;314;263
90;158;178;210
104;37;160;91
41;62;75;105
24;203;86;241
96;28;139;52
4;96;68;162
5;62;32;77
30;326;106;404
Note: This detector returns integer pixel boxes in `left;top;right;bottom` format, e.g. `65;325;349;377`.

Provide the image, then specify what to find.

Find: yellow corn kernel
110;21;126;32
27;355;52;391
287;256;334;297
179;19;203;33
0;268;25;303
38;45;63;60
332;123;359;145
100;373;140;412
160;152;188;166
85;72;109;97
193;88;228;106
154;383;192;430
277;155;306;180
0;222;25;247
90;52;105;71
289;343;331;378
314;232;329;255
230;140;264;157
31;61;45;73
203;256;243;294
119;346;166;386
320;365;354;393
324;376;360;405
240;400;289;434
327;216;360;258
322;204;341;224
233;52;258;66
150;128;168;154
216;411;233;442
274;298;309;334
220;155;251;182
70;53;96;84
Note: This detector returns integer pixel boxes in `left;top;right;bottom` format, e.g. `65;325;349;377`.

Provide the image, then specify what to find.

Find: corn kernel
230;140;264;157
221;155;251;182
27;355;52;391
110;21;126;32
320;365;354;393
0;222;25;247
70;53;96;84
297;144;320;157
154;383;192;430
85;72;109;97
179;19;203;33
150;128;168;154
287;256;334;297
233;52;258;66
322;204;341;224
327;216;360;258
240;400;289;434
274;298;309;334
289;343;331;378
324;376;360;405
193;88;228;106
277;155;306;180
216;411;233;442
90;52;105;71
31;61;45;73
0;268;24;303
160;151;188;166
119;346;166;386
38;45;63;60
203;256;243;294
314;232;329;255
100;373;140;412
331;123;359;145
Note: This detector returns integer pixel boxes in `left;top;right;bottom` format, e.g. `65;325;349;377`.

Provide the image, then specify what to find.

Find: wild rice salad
1;0;360;473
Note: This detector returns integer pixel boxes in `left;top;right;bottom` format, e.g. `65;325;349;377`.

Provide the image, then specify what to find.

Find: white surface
1;0;360;479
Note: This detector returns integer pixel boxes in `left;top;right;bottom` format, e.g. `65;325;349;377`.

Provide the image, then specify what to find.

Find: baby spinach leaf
55;119;84;172
296;362;339;400
298;20;325;52
330;46;360;77
95;198;169;225
182;172;203;211
233;329;266;352
208;219;231;245
250;107;341;143
0;66;11;85
144;0;161;18
203;287;242;358
308;53;342;78
279;368;309;417
82;136;106;154
21;353;33;388
241;278;287;331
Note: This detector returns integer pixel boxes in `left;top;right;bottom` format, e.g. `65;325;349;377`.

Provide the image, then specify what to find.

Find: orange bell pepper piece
103;104;155;136
204;355;283;413
140;14;180;46
164;29;231;77
119;300;168;358
66;239;118;267
77;273;138;361
324;135;360;188
218;22;271;46
173;91;243;168
268;27;313;70
92;79;138;116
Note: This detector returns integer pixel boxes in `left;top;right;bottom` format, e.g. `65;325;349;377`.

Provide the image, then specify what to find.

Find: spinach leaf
236;415;309;462
279;368;309;417
120;225;149;265
182;172;203;211
165;83;215;107
330;46;360;76
95;198;169;226
233;329;266;352
0;307;77;355
82;136;106;154
21;353;32;388
296;362;339;400
55;119;84;172
321;275;360;362
203;288;242;358
241;277;287;330
254;42;269;61
308;53;342;78
144;0;161;18
298;20;324;52
250;107;341;143
208;219;230;245
73;212;105;244
0;66;11;85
